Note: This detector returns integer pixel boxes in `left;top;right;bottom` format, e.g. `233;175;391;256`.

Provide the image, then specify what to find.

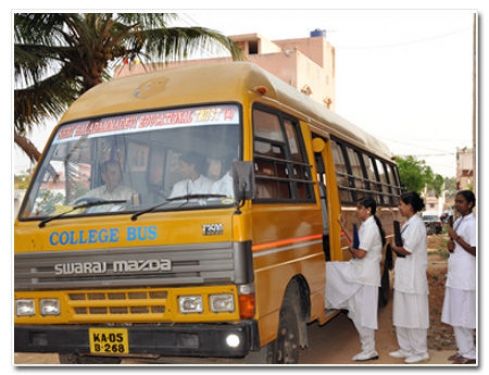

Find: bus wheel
268;285;302;364
58;353;122;364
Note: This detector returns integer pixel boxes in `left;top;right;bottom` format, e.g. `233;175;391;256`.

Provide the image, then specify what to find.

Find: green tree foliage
444;177;457;199
394;155;445;196
14;13;242;162
430;174;445;198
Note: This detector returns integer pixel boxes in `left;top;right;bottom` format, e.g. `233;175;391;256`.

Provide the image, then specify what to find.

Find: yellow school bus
14;62;401;363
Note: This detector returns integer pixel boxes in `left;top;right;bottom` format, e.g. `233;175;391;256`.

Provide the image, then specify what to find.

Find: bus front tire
58;353;122;364
268;283;303;364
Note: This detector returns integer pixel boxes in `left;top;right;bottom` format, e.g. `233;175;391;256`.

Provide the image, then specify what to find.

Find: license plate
89;328;129;355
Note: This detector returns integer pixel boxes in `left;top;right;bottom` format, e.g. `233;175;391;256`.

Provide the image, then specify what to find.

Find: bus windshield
20;104;241;220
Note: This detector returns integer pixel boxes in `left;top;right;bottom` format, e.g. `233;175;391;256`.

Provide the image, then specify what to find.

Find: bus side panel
251;204;323;347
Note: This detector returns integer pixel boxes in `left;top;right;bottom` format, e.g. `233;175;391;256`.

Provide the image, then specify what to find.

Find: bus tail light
238;284;255;319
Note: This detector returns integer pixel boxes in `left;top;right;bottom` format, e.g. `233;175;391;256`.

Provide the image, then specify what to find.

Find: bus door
314;153;330;261
312;138;342;262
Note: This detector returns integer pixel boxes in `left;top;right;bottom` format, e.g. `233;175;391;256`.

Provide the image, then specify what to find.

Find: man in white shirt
79;160;138;212
169;152;213;198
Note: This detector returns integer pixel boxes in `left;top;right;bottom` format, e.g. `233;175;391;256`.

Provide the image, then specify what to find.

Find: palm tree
14;13;242;162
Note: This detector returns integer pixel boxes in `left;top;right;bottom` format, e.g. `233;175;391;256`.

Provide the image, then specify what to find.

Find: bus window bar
254;154;312;168
255;175;315;184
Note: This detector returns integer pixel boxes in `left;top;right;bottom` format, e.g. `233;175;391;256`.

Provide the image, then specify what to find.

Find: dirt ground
426;234;456;351
14;234;464;365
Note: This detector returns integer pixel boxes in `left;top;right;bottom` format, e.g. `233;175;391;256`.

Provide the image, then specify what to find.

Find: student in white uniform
207;157;234;198
169;152;213;198
390;192;430;364
442;190;476;364
326;197;385;362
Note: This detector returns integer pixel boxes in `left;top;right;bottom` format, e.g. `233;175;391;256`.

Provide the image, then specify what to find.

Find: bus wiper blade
38;199;127;228
130;200;175;221
130;194;228;222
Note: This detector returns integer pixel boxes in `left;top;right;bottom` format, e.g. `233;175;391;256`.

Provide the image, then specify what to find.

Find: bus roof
59;62;393;160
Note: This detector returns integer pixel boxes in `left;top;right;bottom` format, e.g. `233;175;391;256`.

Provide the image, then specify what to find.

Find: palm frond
15;68;79;133
128;26;243;64
115;13;176;30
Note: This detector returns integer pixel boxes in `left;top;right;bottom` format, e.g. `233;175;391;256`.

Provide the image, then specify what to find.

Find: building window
249;40;258;55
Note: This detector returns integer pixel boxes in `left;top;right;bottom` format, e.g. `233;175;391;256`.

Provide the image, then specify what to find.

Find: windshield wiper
130;194;228;221
38;199;127;228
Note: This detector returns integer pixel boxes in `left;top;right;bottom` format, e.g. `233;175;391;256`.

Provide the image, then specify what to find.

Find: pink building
115;30;336;110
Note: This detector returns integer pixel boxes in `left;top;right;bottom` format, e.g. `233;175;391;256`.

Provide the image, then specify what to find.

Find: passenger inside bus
168;151;213;198
207;157;234;198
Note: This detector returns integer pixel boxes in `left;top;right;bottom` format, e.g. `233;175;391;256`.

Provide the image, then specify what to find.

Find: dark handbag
393;220;405;258
352;223;360;249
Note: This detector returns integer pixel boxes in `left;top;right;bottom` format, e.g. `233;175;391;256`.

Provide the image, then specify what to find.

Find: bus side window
252;106;314;202
376;159;392;205
345;146;364;201
387;163;401;204
362;154;381;203
331;140;352;203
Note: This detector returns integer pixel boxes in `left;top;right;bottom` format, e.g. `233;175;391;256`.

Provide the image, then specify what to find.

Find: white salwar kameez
326;216;382;353
392;214;429;356
441;213;476;360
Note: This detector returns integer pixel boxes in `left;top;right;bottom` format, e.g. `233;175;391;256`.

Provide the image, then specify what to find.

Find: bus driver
83;160;136;202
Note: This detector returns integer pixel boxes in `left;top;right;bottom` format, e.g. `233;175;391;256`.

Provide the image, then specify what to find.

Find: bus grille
67;289;167;317
15;242;252;290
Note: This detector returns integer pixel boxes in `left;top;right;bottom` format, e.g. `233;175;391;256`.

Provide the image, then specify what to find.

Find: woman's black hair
456;190;476;208
357;197;386;247
400;192;425;213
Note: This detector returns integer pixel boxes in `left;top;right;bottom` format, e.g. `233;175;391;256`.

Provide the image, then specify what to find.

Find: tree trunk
14;132;41;163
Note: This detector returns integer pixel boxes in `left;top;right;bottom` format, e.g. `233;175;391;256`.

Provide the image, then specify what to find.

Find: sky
13;10;476;178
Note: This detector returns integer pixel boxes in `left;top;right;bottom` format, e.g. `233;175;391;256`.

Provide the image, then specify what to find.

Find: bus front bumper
15;321;259;358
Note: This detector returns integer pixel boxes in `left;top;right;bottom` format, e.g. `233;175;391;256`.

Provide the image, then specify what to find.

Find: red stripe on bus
252;234;323;252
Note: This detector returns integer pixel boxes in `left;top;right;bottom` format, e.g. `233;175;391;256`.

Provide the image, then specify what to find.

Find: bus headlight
16;299;35;316
40;299;60;316
210;294;235;313
178;296;203;314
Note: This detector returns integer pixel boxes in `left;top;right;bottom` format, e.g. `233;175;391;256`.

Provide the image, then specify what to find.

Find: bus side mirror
232;161;255;202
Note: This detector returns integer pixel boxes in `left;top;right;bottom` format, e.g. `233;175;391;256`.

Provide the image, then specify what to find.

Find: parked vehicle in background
422;212;442;235
439;210;453;224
